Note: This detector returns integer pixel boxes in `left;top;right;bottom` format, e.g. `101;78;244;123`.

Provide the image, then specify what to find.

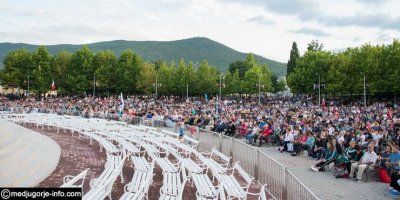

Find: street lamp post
318;74;321;107
93;73;96;98
186;84;189;101
154;75;161;100
363;73;366;107
258;75;261;105
27;75;30;96
219;75;222;98
255;74;264;105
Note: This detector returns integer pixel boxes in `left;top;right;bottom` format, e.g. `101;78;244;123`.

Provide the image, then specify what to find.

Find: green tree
137;62;156;94
228;60;249;79
116;49;142;94
224;70;242;94
0;48;32;89
195;61;218;95
51;50;72;94
65;45;94;94
93;50;117;94
31;46;52;95
286;42;300;77
307;40;324;51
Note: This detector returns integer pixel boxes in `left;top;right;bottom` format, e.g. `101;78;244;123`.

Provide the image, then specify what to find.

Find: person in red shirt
258;125;272;147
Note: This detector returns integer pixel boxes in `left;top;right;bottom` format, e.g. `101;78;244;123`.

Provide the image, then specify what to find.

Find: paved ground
0;120;60;187
32;126;107;193
29;125;264;199
259;146;391;200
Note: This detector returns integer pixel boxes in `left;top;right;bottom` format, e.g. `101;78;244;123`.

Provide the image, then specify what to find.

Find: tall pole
155;75;158;100
318;74;321;107
27;75;30;96
93;73;95;97
219;75;222;99
364;73;366;107
186;84;189;101
258;75;261;105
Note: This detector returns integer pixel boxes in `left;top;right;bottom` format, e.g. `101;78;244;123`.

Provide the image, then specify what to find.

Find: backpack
378;168;391;183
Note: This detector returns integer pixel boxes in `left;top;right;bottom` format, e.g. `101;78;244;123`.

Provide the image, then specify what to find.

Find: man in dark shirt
225;121;236;137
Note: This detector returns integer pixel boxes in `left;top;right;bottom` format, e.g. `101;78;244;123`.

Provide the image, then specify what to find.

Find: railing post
229;137;234;158
282;166;288;200
254;149;259;181
218;133;222;152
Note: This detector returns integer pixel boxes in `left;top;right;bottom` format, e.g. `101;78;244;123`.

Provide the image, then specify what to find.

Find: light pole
27;75;30;96
363;73;366;107
153;75;161;100
318;74;321;107
315;73;321;107
215;75;224;116
255;74;264;105
93;73;96;98
186;83;189;101
219;75;222;98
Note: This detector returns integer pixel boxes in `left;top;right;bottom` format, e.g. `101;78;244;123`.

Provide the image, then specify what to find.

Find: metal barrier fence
186;127;319;200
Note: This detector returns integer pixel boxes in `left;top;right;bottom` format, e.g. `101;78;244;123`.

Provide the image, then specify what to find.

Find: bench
156;157;180;173
161;129;199;149
119;179;151;200
159;172;187;200
201;148;231;179
204;147;231;166
218;161;254;200
248;184;276;200
131;156;148;170
119;162;154;200
191;173;219;199
83;156;126;200
60;168;89;188
162;143;205;177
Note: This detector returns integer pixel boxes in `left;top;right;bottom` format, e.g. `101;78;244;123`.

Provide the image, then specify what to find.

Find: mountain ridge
0;37;287;77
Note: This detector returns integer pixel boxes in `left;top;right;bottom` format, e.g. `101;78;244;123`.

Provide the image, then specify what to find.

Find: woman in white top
280;126;294;152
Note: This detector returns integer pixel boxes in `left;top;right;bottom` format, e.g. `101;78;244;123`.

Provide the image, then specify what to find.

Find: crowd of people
1;94;400;197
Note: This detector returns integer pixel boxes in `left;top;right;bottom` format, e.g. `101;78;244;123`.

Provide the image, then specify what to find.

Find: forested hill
0;37;286;77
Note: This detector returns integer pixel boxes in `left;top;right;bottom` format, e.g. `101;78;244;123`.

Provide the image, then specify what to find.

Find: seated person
291;132;308;156
224;121;236;137
335;141;356;178
258;125;272;147
313;135;327;160
310;140;337;172
245;124;259;144
349;144;378;181
389;171;400;198
386;145;400;174
377;145;391;171
279;127;294;152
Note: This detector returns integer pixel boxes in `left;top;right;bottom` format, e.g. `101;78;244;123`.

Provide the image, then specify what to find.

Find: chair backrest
211;147;231;164
233;161;254;186
218;183;227;200
259;185;266;200
61;168;89;188
177;179;188;199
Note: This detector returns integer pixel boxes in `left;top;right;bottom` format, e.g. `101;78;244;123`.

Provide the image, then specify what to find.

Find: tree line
0;46;286;96
286;40;400;97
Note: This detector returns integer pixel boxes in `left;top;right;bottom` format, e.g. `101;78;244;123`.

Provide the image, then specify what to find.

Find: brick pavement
27;125;264;199
259;146;391;200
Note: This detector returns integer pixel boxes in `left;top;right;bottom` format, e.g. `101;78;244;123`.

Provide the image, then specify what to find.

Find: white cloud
0;0;398;62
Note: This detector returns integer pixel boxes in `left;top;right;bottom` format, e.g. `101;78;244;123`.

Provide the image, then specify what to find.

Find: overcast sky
0;0;399;62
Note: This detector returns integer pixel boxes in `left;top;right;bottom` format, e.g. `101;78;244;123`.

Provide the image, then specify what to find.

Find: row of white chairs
2;113;275;200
